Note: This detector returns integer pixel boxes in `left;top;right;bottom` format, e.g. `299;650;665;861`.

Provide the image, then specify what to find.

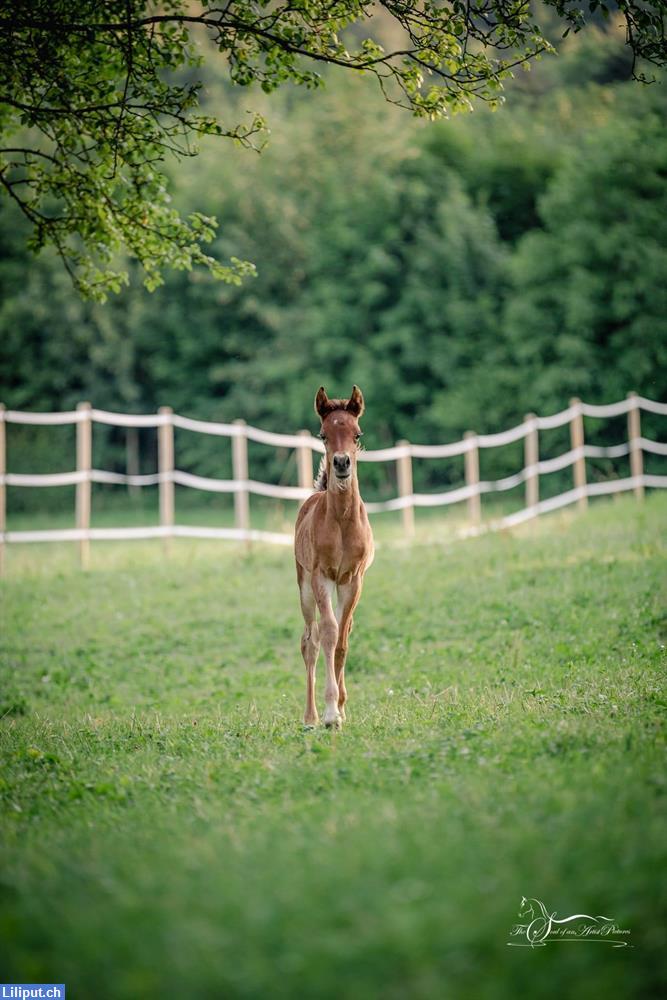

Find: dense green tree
2;27;666;512
1;1;666;296
503;106;667;416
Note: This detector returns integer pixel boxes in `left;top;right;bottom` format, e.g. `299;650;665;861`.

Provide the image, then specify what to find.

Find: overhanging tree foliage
1;0;665;297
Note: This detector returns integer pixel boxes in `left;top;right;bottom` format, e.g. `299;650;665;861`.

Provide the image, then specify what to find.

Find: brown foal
294;385;374;728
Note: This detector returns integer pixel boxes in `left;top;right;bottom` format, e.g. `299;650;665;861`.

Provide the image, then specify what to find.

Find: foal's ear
315;386;330;418
346;385;365;418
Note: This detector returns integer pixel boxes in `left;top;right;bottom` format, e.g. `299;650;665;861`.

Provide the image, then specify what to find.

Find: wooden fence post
126;426;140;498
297;429;313;505
569;397;587;510
464;431;481;527
232;418;250;539
396;440;415;538
76;401;92;569
0;404;5;577
524;413;539;509
158;406;174;554
627;391;644;500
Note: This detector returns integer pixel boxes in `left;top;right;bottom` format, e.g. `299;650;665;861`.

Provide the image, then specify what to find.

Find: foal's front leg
312;571;340;729
335;576;363;721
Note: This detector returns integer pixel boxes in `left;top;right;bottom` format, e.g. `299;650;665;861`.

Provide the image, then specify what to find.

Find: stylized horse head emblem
510;897;621;948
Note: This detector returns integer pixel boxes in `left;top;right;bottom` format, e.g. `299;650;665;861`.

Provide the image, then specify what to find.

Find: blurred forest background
1;10;666;515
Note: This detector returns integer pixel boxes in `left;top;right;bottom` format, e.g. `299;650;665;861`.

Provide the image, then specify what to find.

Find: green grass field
1;495;666;998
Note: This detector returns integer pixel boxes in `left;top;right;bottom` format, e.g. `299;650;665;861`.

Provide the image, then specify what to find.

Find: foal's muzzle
333;452;351;478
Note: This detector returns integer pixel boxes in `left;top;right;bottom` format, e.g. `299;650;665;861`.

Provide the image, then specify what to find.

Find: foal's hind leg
298;570;320;726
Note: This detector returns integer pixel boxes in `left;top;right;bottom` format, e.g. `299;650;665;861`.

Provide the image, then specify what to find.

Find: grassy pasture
1;494;666;998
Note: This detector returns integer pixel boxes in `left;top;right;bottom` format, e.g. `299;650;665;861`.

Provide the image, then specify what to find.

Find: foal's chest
320;520;372;583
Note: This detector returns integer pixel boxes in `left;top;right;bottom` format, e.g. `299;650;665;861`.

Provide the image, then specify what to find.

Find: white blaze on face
328;415;354;490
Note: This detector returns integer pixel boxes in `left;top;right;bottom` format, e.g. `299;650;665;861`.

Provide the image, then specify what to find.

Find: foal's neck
326;467;361;521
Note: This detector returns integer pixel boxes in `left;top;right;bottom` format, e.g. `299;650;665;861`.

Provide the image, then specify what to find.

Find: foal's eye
319;432;327;442
355;433;362;444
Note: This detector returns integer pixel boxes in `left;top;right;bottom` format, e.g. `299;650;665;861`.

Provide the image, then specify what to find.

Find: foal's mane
316;397;352;418
314;455;328;492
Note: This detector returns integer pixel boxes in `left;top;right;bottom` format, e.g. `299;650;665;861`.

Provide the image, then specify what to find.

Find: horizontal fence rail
1;393;666;570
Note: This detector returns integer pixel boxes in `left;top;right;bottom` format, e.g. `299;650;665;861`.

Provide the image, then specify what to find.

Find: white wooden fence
1;392;666;570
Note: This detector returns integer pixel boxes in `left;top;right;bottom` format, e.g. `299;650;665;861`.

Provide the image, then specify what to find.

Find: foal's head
315;385;365;487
